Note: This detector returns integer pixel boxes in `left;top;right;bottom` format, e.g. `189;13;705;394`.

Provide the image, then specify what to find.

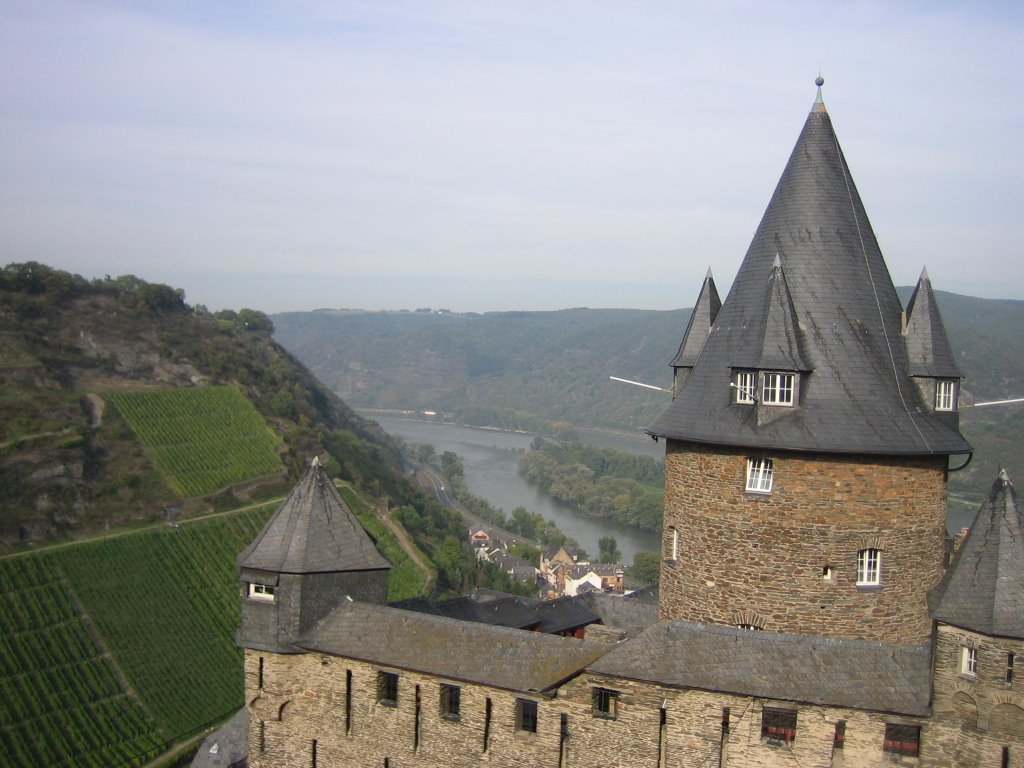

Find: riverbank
364;413;662;563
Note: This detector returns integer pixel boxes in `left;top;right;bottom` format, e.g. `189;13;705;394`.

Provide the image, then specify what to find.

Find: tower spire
813;74;826;113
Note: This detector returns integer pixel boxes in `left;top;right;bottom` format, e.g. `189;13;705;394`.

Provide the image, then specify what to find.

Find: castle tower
236;457;391;653
930;470;1024;765
649;79;971;644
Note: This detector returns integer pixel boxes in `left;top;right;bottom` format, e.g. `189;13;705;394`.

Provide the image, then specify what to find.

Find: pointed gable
670;268;721;369
732;255;811;372
904;267;961;378
649;82;970;456
238;459;390;575
931;470;1024;638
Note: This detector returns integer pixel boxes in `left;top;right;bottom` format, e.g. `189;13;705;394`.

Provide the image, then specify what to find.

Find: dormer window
734;371;757;404
248;583;275;602
762;372;794;405
935;380;957;411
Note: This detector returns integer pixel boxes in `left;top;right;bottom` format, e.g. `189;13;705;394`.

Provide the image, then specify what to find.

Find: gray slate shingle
238;460;390;575
589;620;932;715
297;601;608;695
931;470;1024;638
904;268;962;378
649;96;971;457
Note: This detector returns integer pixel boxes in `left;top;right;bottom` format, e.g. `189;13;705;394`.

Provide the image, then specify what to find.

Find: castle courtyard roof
589;620;932;716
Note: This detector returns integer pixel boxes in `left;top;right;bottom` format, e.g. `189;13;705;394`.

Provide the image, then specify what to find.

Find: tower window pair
935;380;957;411
734;371;795;406
247;583;276;602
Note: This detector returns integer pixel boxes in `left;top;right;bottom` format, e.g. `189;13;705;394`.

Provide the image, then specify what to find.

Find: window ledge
855;583;882;591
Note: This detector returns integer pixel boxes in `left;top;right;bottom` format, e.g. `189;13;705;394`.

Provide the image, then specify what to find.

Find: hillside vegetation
273;292;1024;513
0;262;426;547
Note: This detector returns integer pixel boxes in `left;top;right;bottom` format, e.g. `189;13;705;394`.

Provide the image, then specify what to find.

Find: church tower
649;79;971;644
236;457;391;653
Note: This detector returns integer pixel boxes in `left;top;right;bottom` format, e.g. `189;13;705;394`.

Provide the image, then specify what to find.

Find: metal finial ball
815;75;824;87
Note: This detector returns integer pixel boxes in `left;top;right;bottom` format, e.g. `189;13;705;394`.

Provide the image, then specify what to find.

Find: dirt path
0;496;283;561
376;503;436;594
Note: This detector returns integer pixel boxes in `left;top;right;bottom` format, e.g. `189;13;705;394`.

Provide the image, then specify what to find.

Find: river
367;414;663;564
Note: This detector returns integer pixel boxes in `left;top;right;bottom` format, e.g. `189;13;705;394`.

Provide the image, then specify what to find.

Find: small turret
670;267;720;397
931;469;1023;636
904;266;963;423
236;457;391;653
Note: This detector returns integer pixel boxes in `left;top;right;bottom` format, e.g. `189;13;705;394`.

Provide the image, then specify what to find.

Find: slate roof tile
931;469;1024;637
589;620;932;715
298;602;608;695
238;459;390;575
649;90;970;457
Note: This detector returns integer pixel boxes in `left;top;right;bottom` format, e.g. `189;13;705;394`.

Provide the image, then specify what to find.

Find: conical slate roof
238;458;390;574
670;268;721;369
904;267;961;378
931;470;1024;638
649;85;971;456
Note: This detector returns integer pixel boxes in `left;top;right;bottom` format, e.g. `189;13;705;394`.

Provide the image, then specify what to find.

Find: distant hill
0;263;417;547
272;291;1024;514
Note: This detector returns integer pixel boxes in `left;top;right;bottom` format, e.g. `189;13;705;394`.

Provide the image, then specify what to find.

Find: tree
598;536;622;564
630;551;660;586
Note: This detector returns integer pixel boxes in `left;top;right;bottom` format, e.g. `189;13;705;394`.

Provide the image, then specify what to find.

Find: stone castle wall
929;624;1024;766
243;648;986;768
659;441;948;644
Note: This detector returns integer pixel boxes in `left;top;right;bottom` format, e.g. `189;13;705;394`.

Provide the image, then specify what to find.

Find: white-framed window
961;646;978;677
735;371;757;404
762;372;795;406
856;548;881;586
745;457;774;493
248;583;276;602
668;526;679;561
935;380;956;411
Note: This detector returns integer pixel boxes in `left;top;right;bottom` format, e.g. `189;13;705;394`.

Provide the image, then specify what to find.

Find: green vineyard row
108;386;284;496
0;504;274;768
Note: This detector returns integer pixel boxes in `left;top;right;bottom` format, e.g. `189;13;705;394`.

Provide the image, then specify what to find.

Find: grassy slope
0;480;426;768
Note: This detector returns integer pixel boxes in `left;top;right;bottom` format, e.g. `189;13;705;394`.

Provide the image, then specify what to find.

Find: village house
230;80;1024;768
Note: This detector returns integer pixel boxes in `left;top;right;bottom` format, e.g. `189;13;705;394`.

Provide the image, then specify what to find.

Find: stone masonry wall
242;648;972;768
929;624;1024;767
659;441;948;644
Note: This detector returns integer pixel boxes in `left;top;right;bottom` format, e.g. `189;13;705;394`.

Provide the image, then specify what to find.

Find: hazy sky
2;1;1022;314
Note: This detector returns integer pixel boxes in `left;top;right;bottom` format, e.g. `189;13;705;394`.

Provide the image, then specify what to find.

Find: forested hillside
273;292;1024;513
273;307;687;434
0;263;464;572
